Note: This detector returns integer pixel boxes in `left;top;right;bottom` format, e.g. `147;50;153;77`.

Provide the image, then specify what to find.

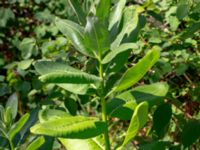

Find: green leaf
64;98;77;115
176;4;190;20
0;8;15;27
168;16;180;31
139;141;169;150
181;120;200;147
18;59;33;70
68;0;86;25
30;116;106;139
58;83;95;95
153;104;172;138
3;107;12;126
34;60;77;75
180;21;200;39
107;82;169;120
96;0;111;22
39;109;70;123
8;113;30;141
34;60;96;95
39;71;101;84
111;6;141;50
84;16;110;56
19;38;38;59
102;43;138;64
6;92;18;120
59;138;104;150
55;18;94;57
109;0;126;31
121;102;148;148
27;136;45;150
114;47;160;92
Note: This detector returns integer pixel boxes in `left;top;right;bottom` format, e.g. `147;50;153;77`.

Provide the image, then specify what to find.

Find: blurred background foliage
0;0;200;149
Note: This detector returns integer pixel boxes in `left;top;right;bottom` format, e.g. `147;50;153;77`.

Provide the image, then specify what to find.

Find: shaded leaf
181;120;200;147
153;104;172;138
64;98;77;115
68;0;86;25
176;4;190;20
6;92;18;120
107;82;169;120
180;21;200;39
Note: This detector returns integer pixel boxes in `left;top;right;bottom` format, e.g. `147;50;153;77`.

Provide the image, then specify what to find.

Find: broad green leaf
39;109;70;123
59;138;104;150
104;48;131;74
121;102;148;148
19;38;38;59
0;83;9;97
111;6;141;50
8;113;30;141
39;71;101;84
18;59;33;70
68;0;86;25
169;16;180;31
34;60;78;75
27;136;45;150
176;4;190;20
6;92;18;120
84;16;110;56
119;15;146;43
96;0;111;22
58;83;95;95
64;98;77;115
153;104;172;138
180;21;200;39
30;116;106;139
114;48;160;92
55;18;94;57
107;82;168;120
102;43;138;64
181;120;200;147
109;0;126;31
34;60;96;95
139;141;169;150
0;8;15;27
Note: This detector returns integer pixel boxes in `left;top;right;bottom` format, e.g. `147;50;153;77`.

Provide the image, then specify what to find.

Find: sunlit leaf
31;116;106;139
114;47;160;92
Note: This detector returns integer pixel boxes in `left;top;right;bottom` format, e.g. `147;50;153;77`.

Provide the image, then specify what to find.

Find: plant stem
99;59;111;150
8;139;14;150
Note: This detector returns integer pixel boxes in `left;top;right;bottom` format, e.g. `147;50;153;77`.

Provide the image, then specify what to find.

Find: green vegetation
0;0;200;150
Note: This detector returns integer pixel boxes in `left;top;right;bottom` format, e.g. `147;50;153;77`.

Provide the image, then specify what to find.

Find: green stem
99;59;111;150
8;139;14;150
